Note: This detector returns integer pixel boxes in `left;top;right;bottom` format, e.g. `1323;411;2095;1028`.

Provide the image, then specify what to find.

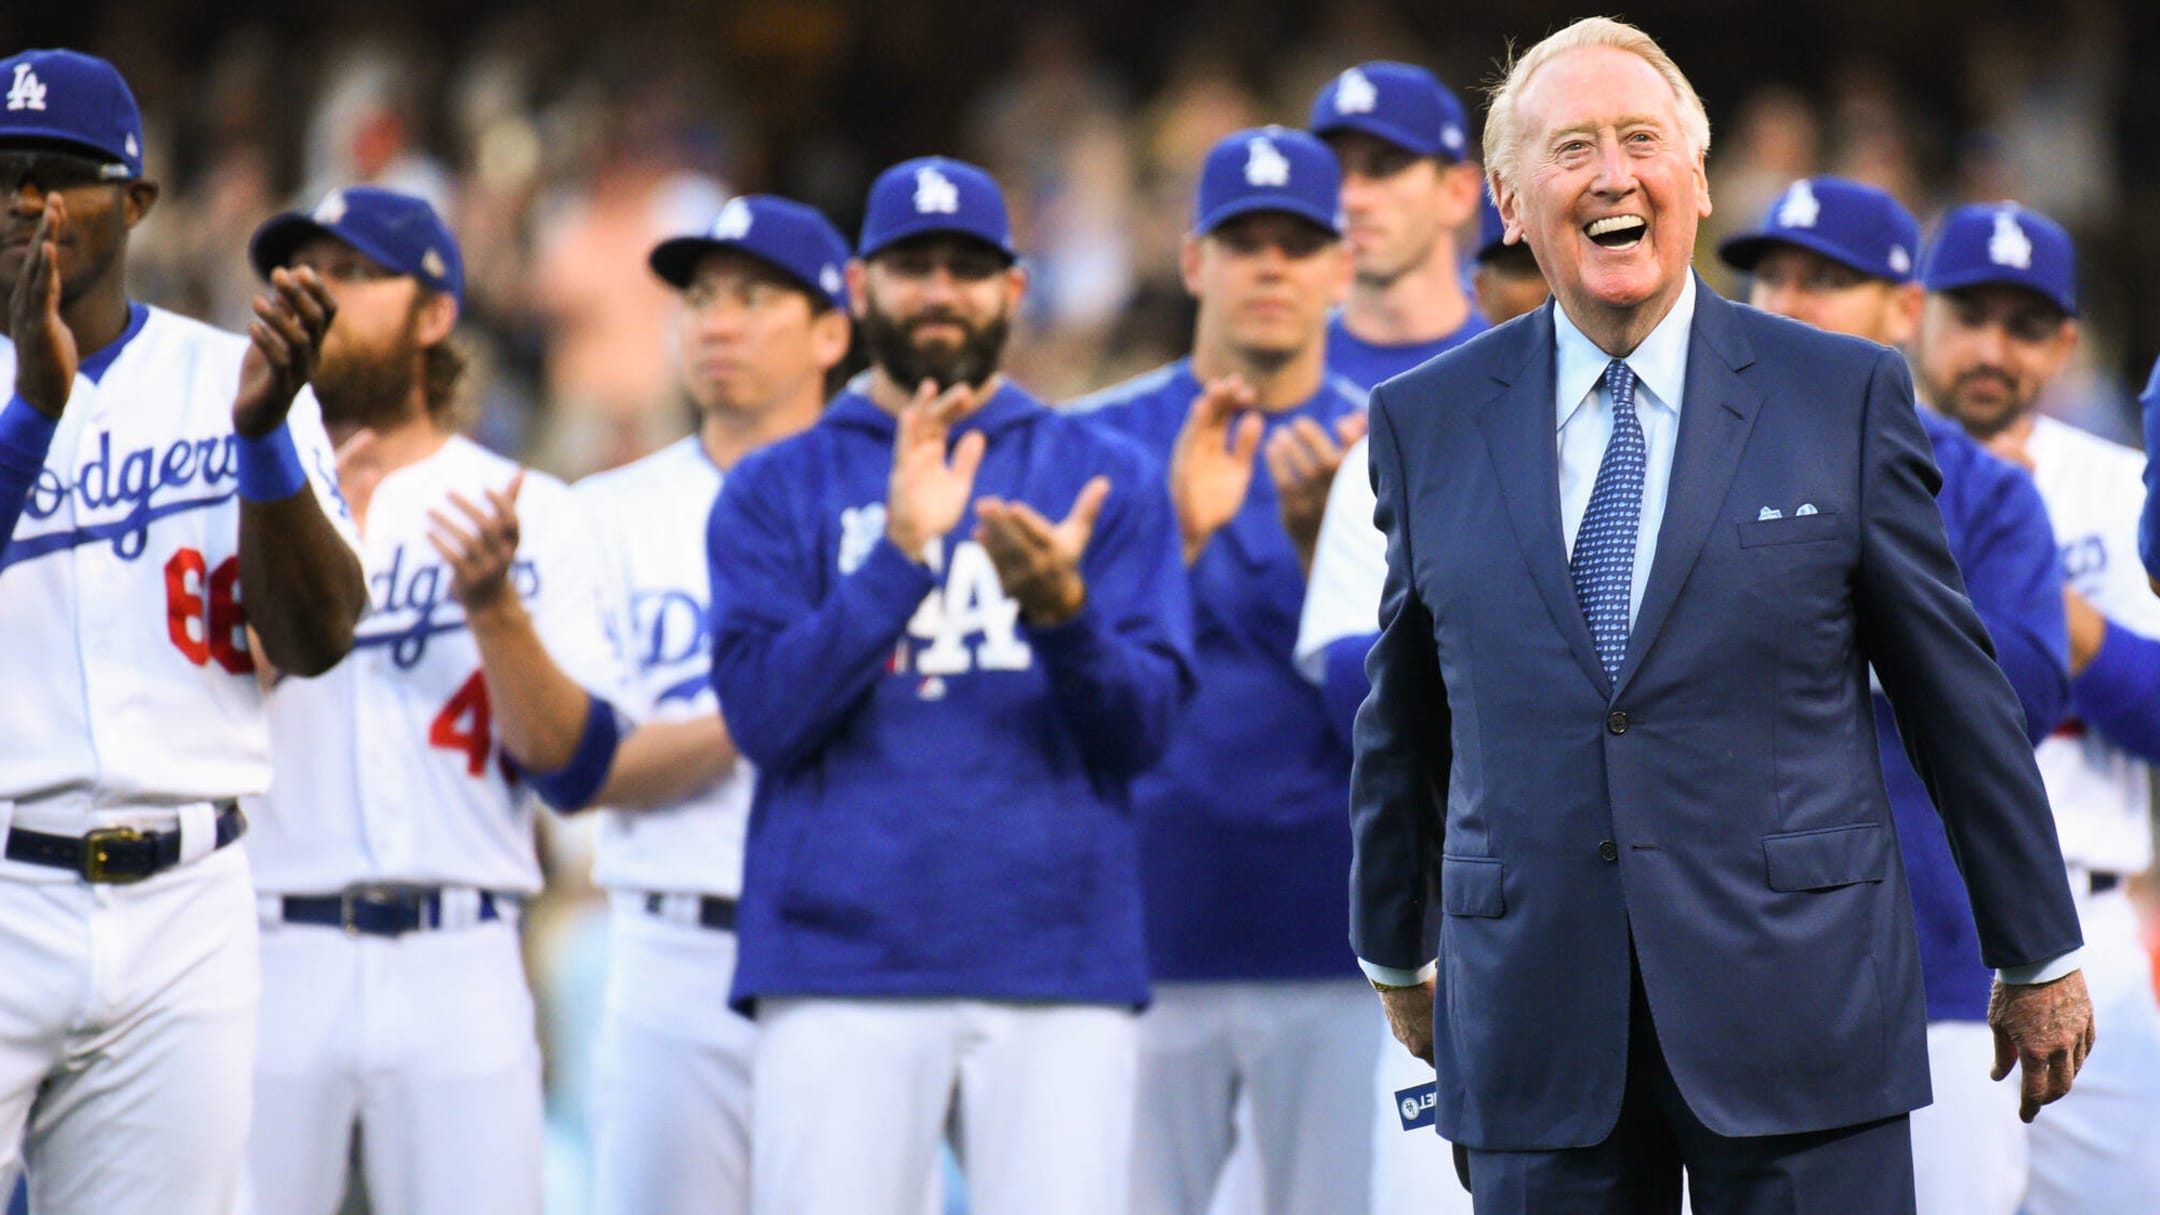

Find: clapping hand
427;471;526;615
233;266;337;439
7;197;77;419
976;477;1110;628
886;380;986;561
1170;375;1261;564
1265;411;1368;575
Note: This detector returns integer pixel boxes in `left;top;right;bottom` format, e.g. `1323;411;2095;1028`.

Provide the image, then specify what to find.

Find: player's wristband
0;393;61;473
523;692;626;812
235;422;308;503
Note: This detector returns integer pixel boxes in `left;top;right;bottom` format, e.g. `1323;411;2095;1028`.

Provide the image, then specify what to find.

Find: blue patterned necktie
1571;359;1644;681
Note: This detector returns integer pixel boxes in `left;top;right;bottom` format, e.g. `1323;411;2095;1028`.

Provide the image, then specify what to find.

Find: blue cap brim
1717;229;1897;281
248;213;410;289
1311;113;1454;161
0;127;134;176
858;217;1015;264
648;235;837;307
1197;198;1340;238
1923;266;2076;318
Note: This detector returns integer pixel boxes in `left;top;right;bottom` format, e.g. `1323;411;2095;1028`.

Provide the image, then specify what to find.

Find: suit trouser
1464;956;1916;1215
752;996;1136;1215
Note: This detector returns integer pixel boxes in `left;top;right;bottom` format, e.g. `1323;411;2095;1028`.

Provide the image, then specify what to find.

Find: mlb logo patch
1395;1081;1438;1131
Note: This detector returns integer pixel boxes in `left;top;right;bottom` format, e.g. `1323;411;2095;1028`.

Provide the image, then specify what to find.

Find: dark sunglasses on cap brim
0;148;132;192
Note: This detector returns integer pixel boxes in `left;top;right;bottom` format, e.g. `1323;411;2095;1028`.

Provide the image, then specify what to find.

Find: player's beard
861;298;1009;392
314;309;425;433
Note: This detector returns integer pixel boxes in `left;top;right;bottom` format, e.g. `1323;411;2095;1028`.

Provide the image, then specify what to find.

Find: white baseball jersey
1294;436;1384;684
0;304;354;819
244;436;631;895
575;435;753;898
2027;415;2159;876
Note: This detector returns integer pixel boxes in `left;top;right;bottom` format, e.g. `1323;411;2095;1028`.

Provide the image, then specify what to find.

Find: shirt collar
1553;272;1697;430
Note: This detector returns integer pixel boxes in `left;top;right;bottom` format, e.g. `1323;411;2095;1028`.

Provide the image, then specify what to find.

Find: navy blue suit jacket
1349;280;2084;1150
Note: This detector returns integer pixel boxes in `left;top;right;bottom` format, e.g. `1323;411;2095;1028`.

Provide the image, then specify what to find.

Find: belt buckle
81;826;146;884
340;886;411;937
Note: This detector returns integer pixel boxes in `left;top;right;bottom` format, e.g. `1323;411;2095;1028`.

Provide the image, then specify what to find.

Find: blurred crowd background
10;1;2159;1210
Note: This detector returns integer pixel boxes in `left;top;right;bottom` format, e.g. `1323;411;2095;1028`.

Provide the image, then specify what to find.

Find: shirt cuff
1998;947;2084;986
1359;958;1436;987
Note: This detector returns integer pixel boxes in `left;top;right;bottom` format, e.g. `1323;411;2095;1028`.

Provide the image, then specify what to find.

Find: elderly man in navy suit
1349;17;2095;1214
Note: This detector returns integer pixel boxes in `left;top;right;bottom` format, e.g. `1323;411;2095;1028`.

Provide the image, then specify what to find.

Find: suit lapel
1478;304;1610;696
1612;284;1762;699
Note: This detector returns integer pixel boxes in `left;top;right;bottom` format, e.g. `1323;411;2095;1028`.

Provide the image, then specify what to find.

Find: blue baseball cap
1308;62;1470;164
249;186;465;306
1474;186;1510;263
649;195;850;310
0;49;145;179
857;156;1014;263
1717;177;1920;284
1920;201;2078;318
1194;126;1341;237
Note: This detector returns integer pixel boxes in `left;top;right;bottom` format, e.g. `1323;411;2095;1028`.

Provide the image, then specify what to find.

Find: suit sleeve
1347;384;1451;972
1852;350;2082;971
1959;462;2069;743
707;459;935;772
1027;463;1196;782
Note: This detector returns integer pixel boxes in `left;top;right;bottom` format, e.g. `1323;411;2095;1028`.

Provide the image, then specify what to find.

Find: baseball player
1717;177;2070;1215
0;48;362;1215
236;186;634;1215
708;156;1193;1215
1912;201;2160;1214
578;195;852;1215
1469;188;1551;339
1308;62;1489;391
1067;127;1374;1215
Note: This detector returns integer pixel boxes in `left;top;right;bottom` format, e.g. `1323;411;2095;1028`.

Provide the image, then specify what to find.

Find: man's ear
845;259;869;321
1179;233;1205;297
415;289;458;347
811;305;852;372
123;179;160;227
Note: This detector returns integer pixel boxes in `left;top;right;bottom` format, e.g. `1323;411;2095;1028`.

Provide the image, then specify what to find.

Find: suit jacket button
1599;840;1619;862
1606;710;1628;735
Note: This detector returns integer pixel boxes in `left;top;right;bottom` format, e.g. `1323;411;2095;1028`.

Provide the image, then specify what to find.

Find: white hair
1482;17;1712;198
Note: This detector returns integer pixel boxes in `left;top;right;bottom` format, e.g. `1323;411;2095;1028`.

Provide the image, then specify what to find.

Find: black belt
644;891;737;932
4;801;245;883
282;886;509;938
2090;871;2121;896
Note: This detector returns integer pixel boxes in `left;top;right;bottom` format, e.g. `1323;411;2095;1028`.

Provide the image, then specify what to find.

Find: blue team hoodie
1878;409;2068;1022
1070;359;1368;980
709;380;1195;1010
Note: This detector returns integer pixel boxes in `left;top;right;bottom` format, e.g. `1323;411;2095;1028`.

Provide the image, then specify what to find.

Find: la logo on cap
6;63;49;112
1988;210;2032;270
1335;67;1377;115
914;167;959;215
712;198;753;240
1775;181;1820;230
313;190;348;225
1245;137;1290;188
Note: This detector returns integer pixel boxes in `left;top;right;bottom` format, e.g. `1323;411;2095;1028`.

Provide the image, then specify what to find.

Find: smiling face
1495;45;1710;350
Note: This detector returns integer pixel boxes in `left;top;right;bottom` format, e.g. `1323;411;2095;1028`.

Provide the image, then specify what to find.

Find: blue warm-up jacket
709;382;1194;1010
1071;359;1367;980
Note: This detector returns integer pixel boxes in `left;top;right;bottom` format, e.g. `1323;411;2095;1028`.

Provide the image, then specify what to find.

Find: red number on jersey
164;548;254;674
430;670;493;777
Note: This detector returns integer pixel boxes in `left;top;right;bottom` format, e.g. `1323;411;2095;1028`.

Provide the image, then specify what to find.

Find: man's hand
1265;411;1369;575
1988;969;2097;1123
976;476;1109;628
426;472;525;617
8;197;78;418
1170;375;1261;564
886;379;986;560
233;266;337;439
1376;978;1437;1064
333;428;384;538
2064;588;2106;675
